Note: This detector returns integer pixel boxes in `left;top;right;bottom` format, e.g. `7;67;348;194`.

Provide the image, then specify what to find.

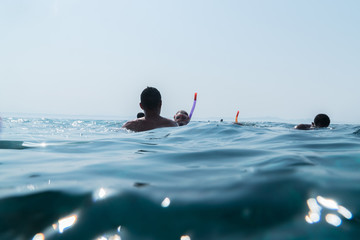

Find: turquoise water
0;117;359;240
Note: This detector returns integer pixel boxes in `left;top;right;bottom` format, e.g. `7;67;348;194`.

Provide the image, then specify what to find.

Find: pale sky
1;0;359;123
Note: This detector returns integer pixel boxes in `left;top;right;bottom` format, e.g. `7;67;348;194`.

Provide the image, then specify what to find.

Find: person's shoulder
122;117;177;132
122;120;135;130
122;119;144;132
160;117;178;127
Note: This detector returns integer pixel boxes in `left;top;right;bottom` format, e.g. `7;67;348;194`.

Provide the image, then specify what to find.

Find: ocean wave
1;118;360;239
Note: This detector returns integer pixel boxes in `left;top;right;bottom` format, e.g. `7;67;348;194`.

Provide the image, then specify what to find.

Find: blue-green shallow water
0;117;360;240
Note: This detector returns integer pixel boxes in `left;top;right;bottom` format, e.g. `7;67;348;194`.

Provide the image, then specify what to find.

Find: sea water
0;117;359;240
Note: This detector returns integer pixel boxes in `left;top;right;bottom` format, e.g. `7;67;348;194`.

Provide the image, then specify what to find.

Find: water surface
0;117;359;240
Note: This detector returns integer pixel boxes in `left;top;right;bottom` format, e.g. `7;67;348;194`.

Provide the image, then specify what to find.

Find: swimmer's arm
294;124;312;130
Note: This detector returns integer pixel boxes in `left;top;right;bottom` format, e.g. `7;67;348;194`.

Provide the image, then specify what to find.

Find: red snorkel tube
235;111;239;123
234;110;242;125
189;93;197;120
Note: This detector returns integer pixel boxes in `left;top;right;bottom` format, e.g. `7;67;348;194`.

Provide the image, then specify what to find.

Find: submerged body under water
0;117;359;240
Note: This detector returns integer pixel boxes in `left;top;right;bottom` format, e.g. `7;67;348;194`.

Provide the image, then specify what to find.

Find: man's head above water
140;87;162;111
313;114;330;128
295;113;330;130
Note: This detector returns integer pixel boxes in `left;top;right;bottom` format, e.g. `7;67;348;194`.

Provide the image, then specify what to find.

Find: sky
1;0;359;123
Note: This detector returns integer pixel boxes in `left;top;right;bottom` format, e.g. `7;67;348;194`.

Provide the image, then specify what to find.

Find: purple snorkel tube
189;93;197;120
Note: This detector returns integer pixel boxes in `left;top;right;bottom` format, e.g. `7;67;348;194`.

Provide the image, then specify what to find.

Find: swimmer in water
174;110;190;126
295;113;330;130
137;112;145;118
122;87;177;132
233;110;243;125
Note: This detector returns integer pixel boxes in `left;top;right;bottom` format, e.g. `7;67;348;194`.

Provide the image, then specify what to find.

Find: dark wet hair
175;110;188;116
140;87;161;110
137;112;145;118
314;114;330;128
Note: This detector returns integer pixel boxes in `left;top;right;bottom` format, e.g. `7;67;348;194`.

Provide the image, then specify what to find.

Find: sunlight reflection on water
305;195;352;227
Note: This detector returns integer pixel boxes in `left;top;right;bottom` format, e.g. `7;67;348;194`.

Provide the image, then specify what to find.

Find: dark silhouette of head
137;112;145;118
313;114;330;128
140;87;161;110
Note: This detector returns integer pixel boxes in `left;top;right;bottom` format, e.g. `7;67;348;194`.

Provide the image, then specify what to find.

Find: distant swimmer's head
140;87;162;111
313;114;330;128
137;112;145;118
174;110;190;126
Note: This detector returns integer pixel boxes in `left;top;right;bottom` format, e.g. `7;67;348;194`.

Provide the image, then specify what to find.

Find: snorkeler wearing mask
174;110;190;126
